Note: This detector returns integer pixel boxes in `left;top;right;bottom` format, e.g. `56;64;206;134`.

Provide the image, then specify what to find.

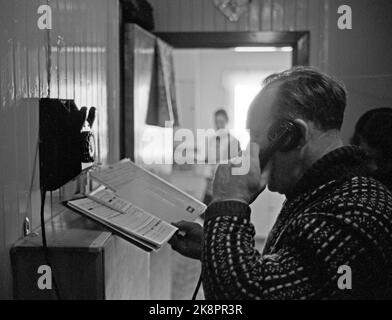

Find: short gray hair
264;66;347;131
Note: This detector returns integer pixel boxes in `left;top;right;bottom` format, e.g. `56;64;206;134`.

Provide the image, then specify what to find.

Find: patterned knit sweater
202;146;392;299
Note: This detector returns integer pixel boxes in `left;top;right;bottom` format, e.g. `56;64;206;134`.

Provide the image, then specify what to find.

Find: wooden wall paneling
94;0;102;162
122;25;135;159
260;0;273;31
49;0;59;98
84;0;91;108
80;1;87;106
212;1;227;31
148;0;326;69
0;186;5;298
152;0;163;31
101;0;109;163
106;0;119;163
307;0;322;68
272;0;285;31
27;98;40;230
161;0;171;32
191;0;204;32
2;3;19;301
14;0;27;242
320;0;329;72
89;0;96;108
249;0;261;31
284;0;297;31
295;0;309;30
83;1;91;107
0;0;13;299
179;0;193;32
236;0;250;31
38;0;49;99
0;14;5;298
65;0;74;100
225;15;238;33
28;0;44;232
167;0;180;32
26;0;40;99
98;1;105;163
0;0;121;299
22;0;39;231
73;0;82;107
59;1;68;100
202;0;216;32
14;0;27;102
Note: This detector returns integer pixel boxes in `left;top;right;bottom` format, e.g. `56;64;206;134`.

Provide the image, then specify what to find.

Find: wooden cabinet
11;206;172;300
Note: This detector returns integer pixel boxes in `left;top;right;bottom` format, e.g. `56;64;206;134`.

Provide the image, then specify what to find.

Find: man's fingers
172;221;196;232
169;238;186;253
168;233;179;245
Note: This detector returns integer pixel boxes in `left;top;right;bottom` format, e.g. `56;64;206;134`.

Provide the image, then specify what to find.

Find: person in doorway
202;109;241;205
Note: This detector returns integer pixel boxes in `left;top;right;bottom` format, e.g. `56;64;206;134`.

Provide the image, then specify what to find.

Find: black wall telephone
258;120;302;170
39;99;96;191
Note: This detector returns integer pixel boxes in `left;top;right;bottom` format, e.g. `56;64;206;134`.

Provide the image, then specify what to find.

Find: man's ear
293;119;310;148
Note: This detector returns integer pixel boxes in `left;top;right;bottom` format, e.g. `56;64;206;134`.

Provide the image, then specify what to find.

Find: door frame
155;31;310;66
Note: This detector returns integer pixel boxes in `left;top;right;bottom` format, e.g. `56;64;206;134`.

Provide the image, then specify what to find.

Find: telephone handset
258;120;302;170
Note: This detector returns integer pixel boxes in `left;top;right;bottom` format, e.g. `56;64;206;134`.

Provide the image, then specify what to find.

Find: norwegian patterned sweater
202;146;392;300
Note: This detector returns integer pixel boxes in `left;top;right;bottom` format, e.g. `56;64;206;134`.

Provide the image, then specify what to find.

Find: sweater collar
286;146;370;201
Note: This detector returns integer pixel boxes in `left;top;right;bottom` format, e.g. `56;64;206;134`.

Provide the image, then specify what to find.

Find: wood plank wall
0;0;120;299
149;0;329;69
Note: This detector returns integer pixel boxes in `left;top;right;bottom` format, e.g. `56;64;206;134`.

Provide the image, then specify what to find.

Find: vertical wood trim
249;0;261;31
308;0;321;67
213;1;227;31
295;0;309;30
260;0;273;31
321;0;330;72
272;0;285;31
284;0;296;31
202;0;215;31
191;0;203;32
107;0;120;163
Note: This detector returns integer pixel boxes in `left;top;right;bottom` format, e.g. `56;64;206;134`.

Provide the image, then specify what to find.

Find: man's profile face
247;84;304;195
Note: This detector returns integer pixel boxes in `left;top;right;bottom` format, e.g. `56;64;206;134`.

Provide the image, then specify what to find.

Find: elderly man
170;67;392;299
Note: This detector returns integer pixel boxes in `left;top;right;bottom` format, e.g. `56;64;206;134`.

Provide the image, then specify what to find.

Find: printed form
68;188;177;248
90;160;207;223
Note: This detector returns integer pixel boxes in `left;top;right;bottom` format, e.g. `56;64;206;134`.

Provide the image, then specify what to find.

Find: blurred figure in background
351;108;392;190
203;109;241;205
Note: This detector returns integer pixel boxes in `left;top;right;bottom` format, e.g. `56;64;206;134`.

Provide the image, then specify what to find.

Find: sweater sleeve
202;201;373;300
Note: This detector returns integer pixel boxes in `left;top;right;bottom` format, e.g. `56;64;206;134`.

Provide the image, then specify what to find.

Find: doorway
160;31;309;299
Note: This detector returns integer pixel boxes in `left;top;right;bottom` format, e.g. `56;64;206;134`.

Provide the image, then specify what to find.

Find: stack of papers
67;159;206;251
